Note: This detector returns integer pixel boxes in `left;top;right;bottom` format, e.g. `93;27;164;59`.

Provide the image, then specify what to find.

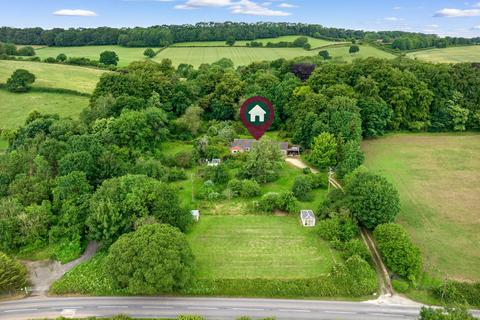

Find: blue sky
1;0;480;37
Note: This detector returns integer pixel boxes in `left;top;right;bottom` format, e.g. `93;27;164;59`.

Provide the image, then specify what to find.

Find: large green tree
105;223;194;294
346;171;400;230
6;69;35;92
238;139;283;183
308;132;337;169
99;50;119;66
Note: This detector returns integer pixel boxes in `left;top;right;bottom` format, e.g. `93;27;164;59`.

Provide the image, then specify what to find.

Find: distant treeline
1;22;479;50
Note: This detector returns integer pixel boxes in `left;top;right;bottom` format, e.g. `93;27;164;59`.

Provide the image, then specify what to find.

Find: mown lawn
362;133;480;281
35;45;160;67
0;60;104;93
188;215;339;279
0;89;89;129
407;45;480;63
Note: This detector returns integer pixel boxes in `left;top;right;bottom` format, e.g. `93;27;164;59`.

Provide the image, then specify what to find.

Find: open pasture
0;60;104;93
362;133;480;281
35;45;159;67
407;45;480;63
154;45;393;67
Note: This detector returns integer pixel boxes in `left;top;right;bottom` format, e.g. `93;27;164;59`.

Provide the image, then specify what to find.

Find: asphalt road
2;296;479;320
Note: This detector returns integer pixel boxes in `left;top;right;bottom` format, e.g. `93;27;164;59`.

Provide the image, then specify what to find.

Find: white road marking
325;310;357;314
278;309;311;313
187;306;219;310
231;307;265;311
97;305;128;309
4;308;38;313
142;306;174;309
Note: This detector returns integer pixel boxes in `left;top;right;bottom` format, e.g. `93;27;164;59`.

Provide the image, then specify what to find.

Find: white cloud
474;2;480;7
393;6;402;10
278;3;297;8
428;24;439;28
53;9;97;16
384;17;402;21
473;25;480;29
262;2;272;6
175;0;291;16
434;8;480;17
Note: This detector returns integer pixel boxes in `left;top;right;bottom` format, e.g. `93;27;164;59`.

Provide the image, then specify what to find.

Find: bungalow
300;210;316;227
230;139;300;156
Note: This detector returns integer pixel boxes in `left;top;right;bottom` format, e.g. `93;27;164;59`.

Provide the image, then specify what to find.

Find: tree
238;139;283;183
99;50;119;66
143;48;156;58
292;175;313;201
17;46;35;56
308;132;337;169
374;223;422;281
0;252;28;292
56;53;67;62
293;36;309;48
5;69;35;92
225;35;236;46
318;50;331;60
349;45;360;54
105;224;194;294
337;140;364;178
346;171;400;230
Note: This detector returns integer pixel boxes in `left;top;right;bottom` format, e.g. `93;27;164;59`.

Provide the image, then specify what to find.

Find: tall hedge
0;251;28;292
373;223;422;281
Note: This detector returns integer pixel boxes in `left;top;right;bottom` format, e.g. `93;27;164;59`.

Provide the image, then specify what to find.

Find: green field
154;45;393;67
362;133;480;281
172;35;340;48
0;60;104;93
187;215;339;279
0;89;89;129
35;45;160;67
407;45;480;63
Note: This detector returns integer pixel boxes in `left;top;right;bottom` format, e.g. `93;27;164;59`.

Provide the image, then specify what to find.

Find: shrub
43;57;57;63
257;191;298;213
5;69;35;92
0;251;28;292
240;179;261;198
432;281;480;307
419;306;476;320
199;165;229;184
143;48;156;58
277;191;298;213
317;214;358;242
227;179;242;197
174;151;194;168
258;192;279;212
392;279;410;293
56;53;67;62
310;173;328;189
346;171;400;230
291;175;312;201
342;239;370;261
100;50;119;66
373;223;422;281
106;224;194;294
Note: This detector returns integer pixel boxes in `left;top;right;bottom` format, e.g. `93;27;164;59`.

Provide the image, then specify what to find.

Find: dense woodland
1;22;479;50
1;54;480;301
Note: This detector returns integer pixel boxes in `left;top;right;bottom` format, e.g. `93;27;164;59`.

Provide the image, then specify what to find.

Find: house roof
300;210;315;219
231;139;289;151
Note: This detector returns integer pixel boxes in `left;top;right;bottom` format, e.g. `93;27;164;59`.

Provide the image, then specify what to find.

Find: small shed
300;210;316;227
207;159;221;166
191;210;200;222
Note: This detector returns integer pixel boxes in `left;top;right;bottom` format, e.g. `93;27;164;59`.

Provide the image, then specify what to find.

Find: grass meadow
154;45;393;67
35;45;160;67
0;89;89;129
0;60;104;93
407;45;480;63
187;215;339;279
172;35;341;48
362;133;480;281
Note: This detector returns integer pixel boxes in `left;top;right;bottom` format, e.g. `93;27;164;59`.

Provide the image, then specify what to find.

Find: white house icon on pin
249;105;267;122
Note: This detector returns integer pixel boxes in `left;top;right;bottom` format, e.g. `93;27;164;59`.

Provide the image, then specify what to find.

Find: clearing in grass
0;60;104;94
362;133;480;281
407;45;480;63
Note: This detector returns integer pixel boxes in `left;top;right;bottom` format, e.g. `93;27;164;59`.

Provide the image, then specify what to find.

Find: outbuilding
300;210;316;227
191;210;200;222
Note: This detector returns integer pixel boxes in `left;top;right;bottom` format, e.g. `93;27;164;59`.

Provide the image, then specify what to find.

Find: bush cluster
432;281;480;308
373;223;422;281
257;191;298;213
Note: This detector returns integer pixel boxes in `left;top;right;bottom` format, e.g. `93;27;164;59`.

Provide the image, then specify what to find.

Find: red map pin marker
240;96;275;140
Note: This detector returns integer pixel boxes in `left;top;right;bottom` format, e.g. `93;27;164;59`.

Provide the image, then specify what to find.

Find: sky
1;0;480;37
